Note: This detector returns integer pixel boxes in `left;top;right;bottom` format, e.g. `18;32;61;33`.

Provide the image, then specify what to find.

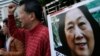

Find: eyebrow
77;16;82;21
67;21;73;25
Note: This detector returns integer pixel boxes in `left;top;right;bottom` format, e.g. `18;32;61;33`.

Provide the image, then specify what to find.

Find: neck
24;19;40;30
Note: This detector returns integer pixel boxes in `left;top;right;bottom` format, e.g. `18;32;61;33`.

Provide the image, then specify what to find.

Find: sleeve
8;15;17;36
8;15;25;42
4;39;24;56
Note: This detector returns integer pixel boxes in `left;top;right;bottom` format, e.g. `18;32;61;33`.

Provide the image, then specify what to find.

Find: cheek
19;14;26;22
84;28;94;52
18;12;26;19
83;26;94;43
21;14;25;19
65;31;75;50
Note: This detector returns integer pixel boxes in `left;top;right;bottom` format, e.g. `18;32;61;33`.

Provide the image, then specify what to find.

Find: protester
0;19;24;56
8;0;50;56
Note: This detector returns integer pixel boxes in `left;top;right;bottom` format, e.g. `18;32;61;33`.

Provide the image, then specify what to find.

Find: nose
74;26;83;40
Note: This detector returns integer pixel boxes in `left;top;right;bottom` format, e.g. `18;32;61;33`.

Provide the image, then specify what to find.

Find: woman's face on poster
64;8;94;56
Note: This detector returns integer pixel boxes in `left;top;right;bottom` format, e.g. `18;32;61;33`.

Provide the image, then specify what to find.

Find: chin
75;51;90;56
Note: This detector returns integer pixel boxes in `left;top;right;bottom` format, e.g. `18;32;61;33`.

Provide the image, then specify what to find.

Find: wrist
8;12;14;15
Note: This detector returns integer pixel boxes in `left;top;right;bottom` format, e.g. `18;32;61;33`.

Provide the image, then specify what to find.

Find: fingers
0;49;4;55
8;3;17;8
8;3;16;9
8;3;17;15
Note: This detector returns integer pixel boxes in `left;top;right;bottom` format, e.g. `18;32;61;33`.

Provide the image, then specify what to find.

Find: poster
47;1;100;56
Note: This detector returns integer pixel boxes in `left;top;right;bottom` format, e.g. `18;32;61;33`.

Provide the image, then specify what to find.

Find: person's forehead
66;8;83;19
65;8;84;22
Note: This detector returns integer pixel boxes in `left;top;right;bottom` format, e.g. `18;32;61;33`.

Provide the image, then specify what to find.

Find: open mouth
75;42;87;49
75;42;87;45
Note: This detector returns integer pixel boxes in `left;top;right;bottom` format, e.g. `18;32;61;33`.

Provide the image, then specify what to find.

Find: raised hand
8;3;17;15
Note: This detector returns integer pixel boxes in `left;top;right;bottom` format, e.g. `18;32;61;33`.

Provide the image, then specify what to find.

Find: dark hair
57;5;100;56
0;25;1;29
3;19;8;25
19;0;43;21
56;12;71;56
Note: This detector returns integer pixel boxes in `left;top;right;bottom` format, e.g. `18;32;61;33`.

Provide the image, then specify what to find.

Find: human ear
30;12;36;21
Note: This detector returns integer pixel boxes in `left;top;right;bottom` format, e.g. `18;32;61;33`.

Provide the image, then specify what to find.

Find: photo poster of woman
47;0;100;56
